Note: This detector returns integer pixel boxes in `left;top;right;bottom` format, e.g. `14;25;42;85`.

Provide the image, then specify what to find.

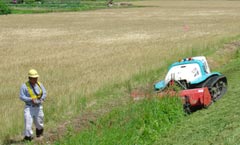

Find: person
19;69;47;141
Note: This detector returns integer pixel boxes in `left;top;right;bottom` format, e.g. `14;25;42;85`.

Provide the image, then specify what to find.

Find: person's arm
19;84;32;103
40;84;47;101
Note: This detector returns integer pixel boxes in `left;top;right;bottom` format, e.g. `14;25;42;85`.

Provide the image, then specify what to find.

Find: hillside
54;40;240;145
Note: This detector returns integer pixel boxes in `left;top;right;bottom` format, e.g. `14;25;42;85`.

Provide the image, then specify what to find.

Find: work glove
39;99;44;104
32;99;41;104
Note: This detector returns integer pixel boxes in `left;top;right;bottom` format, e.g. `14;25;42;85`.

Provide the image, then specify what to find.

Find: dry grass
1;0;240;142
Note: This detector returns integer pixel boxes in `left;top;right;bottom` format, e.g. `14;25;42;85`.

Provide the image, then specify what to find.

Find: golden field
0;0;240;142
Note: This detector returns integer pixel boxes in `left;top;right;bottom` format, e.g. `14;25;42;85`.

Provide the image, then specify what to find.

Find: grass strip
7;1;140;14
9;2;107;14
55;97;184;145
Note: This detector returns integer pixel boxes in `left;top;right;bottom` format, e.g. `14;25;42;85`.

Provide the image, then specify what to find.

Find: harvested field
0;0;240;143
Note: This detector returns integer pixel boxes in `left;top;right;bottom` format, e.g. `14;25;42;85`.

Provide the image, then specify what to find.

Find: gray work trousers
23;105;44;137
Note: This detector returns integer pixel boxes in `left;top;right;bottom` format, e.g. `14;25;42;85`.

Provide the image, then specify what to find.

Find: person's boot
23;136;33;141
36;128;44;138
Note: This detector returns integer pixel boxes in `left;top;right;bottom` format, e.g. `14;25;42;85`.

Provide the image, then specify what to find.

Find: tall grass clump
0;1;11;15
55;97;184;145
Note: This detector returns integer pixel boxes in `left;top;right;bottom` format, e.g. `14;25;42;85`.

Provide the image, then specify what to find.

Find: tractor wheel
209;79;227;102
200;75;227;102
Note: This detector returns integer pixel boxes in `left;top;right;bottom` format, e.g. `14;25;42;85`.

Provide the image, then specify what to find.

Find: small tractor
154;56;227;113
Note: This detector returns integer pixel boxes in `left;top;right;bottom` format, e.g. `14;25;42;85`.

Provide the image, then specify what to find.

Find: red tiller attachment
180;87;212;108
131;86;212;111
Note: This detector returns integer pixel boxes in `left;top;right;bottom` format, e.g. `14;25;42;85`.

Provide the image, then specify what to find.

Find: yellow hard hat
28;69;39;78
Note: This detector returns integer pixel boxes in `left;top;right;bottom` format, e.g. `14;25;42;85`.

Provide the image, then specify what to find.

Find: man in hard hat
19;69;47;141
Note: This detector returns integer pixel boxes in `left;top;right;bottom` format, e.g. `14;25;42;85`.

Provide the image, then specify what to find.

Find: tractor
154;56;227;113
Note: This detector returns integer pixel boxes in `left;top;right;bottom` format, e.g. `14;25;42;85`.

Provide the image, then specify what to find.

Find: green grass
7;0;139;14
55;97;185;145
9;2;108;14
